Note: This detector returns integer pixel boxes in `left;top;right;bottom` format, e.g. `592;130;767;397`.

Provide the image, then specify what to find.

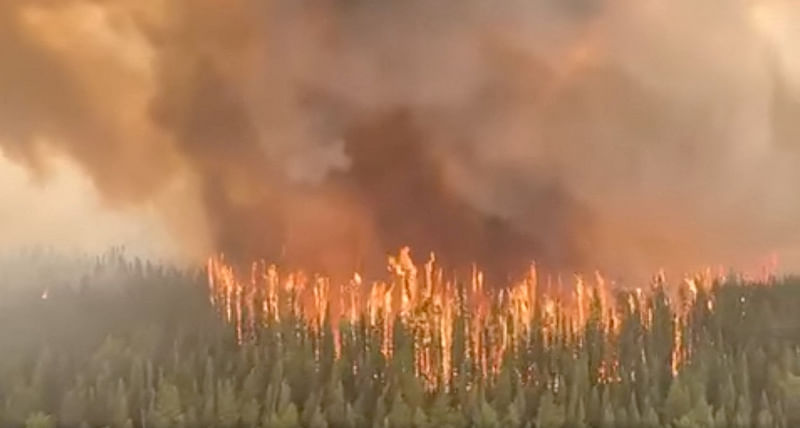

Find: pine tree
756;392;774;428
278;403;301;428
587;386;601;426
734;354;751;403
308;404;329;428
719;373;737;417
732;394;752;428
111;379;130;428
427;390;464;428
400;370;424;411
240;398;260;427
503;400;523;428
712;406;728;428
343;403;360;428
202;357;215;398
472;392;500;428
303;392;323;428
627;393;642;426
184;406;198;428
664;377;692;423
241;367;264;402
324;377;348;428
493;364;513;413
411;407;427;428
215;379;239;428
535;390;565;428
614;405;628;427
756;405;774;428
641;397;660;428
599;399;615;428
688;392;714;428
5;383;43;425
781;373;800;425
199;387;215;426
571;397;587;428
154;379;182;428
372;391;389;428
388;392;413;428
59;386;87;427
24;412;55;428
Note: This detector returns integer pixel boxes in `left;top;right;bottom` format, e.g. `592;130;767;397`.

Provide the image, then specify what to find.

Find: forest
2;249;800;428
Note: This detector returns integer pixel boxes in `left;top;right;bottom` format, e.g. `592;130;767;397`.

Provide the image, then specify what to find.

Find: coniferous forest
3;249;800;428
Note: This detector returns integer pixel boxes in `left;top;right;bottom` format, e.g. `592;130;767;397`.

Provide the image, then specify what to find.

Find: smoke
2;0;799;280
0;154;183;260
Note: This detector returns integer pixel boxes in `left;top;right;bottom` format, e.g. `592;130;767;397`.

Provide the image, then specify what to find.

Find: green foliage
712;407;728;428
781;373;800;425
470;394;499;428
388;392;413;428
58;386;87;427
664;377;692;423
0;254;799;428
536;390;565;428
23;412;54;428
215;379;239;428
240;398;260;427
152;379;182;428
641;397;661;428
5;384;42;425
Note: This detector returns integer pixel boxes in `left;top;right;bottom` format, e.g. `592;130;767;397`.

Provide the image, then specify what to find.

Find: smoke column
1;0;799;280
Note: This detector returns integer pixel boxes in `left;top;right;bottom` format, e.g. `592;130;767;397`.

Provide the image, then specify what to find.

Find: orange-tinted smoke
2;0;800;279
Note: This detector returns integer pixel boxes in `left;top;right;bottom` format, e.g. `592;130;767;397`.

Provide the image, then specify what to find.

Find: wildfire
206;247;778;389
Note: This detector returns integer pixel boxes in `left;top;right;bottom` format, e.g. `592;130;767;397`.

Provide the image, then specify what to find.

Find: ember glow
207;247;778;390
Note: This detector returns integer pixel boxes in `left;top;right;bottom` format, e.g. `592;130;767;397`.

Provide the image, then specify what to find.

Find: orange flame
205;248;779;388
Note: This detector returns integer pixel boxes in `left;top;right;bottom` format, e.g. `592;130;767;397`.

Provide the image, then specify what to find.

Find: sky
0;150;181;261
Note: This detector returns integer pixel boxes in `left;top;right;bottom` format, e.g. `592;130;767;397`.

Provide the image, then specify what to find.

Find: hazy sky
0;151;181;260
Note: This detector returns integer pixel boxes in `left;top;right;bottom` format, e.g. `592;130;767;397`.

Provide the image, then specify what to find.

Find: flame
205;247;779;389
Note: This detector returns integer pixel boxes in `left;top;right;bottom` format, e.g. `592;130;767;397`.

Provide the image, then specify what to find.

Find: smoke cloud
2;0;799;280
0;154;182;259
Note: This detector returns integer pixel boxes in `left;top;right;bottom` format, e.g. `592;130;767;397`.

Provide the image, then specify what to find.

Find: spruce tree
781;373;800;425
323;378;348;428
688;392;714;428
387;392;413;428
5;383;42;425
472;393;500;428
280;402;301;428
215;379;239;428
664;377;692;423
411;407;428;428
154;379;182;428
111;379;130;428
24;412;55;428
599;399;615;428
756;392;774;428
641;397;660;428
199;387;215;426
493;364;513;413
535;390;565;428
308;404;329;428
732;394;752;428
712;406;728;428
240;398;260;427
59;386;87;427
627;393;642;426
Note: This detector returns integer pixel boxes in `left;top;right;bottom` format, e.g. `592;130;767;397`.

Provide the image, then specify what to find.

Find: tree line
2;252;800;427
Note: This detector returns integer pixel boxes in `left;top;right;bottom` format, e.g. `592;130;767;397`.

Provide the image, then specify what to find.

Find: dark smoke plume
2;0;800;280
